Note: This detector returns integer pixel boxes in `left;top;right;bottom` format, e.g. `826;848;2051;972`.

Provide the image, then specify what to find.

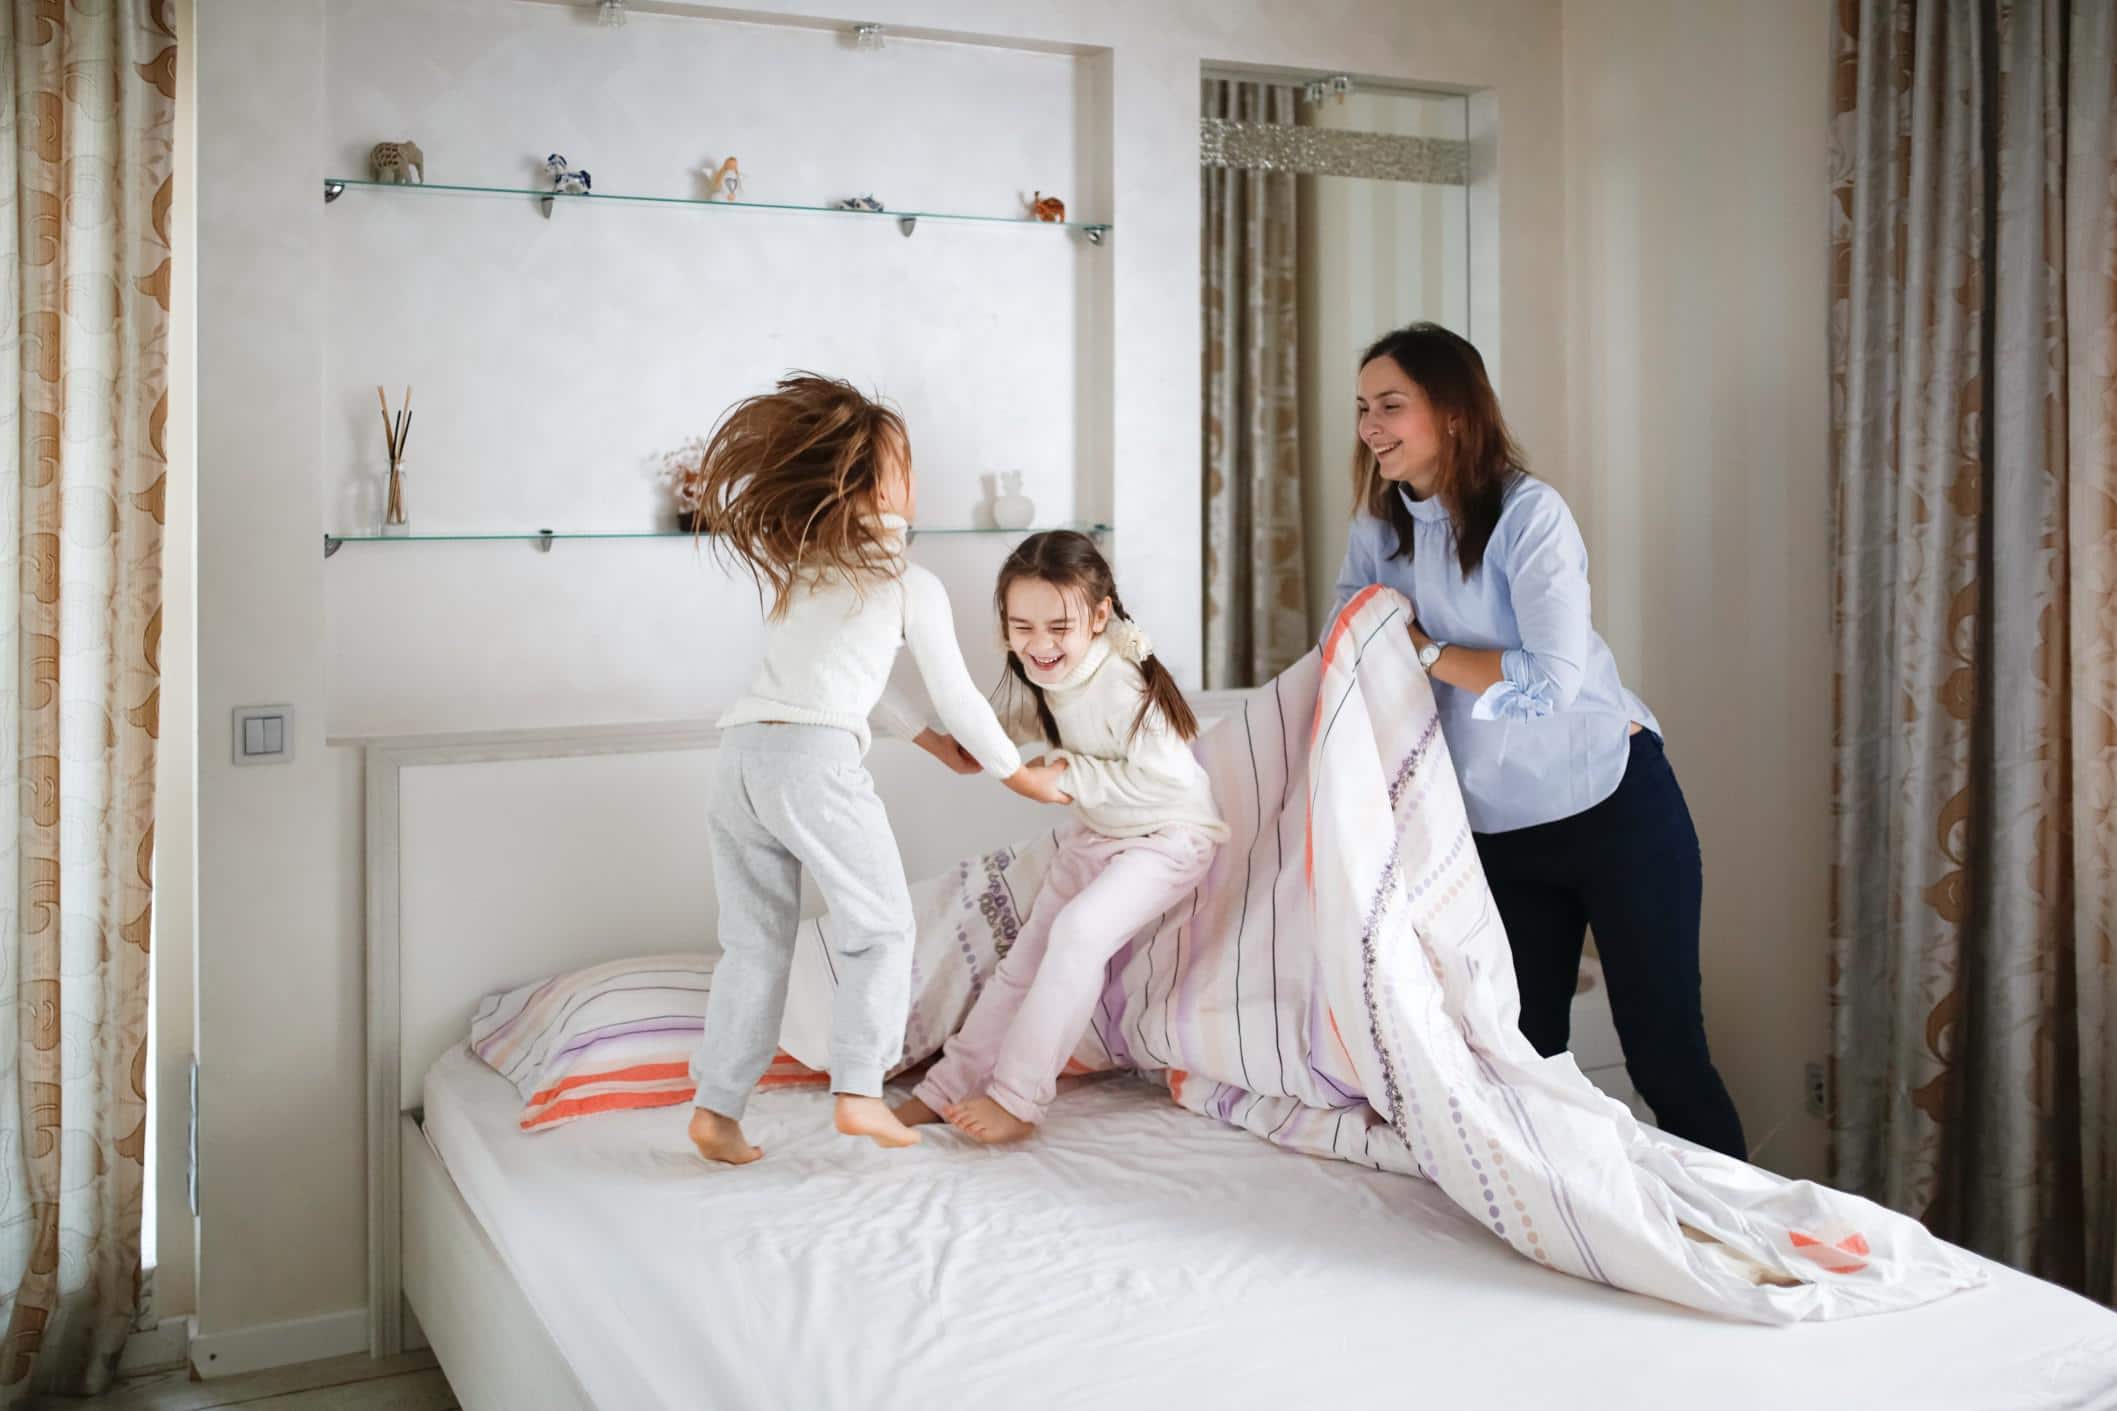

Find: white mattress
421;1045;2117;1411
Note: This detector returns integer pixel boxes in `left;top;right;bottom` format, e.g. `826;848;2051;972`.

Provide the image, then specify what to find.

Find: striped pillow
468;954;825;1130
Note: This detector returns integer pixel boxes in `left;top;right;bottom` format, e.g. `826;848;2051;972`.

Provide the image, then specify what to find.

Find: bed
361;716;2117;1411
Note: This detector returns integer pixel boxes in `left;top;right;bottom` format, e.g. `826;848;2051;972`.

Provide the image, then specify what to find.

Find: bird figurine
703;156;742;201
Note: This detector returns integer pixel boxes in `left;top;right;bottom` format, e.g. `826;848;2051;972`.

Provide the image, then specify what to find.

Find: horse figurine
545;153;592;195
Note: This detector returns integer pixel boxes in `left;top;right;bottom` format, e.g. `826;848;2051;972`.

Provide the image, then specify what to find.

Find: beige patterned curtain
1202;78;1305;691
1829;0;2117;1302
0;0;174;1398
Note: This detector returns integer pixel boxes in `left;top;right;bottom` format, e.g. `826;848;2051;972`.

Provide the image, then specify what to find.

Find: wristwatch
1417;639;1447;671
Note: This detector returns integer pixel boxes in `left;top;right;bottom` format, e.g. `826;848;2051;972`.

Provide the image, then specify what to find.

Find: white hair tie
1110;618;1152;665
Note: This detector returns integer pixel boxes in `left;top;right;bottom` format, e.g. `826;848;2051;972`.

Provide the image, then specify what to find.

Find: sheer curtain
1202;77;1307;691
0;0;174;1395
1828;0;2117;1301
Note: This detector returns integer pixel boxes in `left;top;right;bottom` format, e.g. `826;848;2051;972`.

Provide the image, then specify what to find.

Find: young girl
897;531;1228;1143
685;373;1071;1165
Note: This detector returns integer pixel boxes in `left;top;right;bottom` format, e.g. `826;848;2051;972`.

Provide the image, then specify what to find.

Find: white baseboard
119;1315;193;1376
189;1308;367;1379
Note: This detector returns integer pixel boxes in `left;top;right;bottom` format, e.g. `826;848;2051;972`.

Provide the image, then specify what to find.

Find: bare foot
943;1096;1036;1145
835;1094;922;1148
688;1107;762;1166
891;1095;944;1127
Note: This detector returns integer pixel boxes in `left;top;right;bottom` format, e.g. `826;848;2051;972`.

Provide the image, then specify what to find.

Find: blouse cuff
1469;650;1558;721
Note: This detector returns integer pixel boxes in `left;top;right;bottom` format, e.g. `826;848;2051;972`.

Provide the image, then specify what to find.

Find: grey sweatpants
690;723;915;1118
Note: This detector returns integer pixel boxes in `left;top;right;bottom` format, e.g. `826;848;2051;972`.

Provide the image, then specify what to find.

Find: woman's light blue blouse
1331;475;1658;833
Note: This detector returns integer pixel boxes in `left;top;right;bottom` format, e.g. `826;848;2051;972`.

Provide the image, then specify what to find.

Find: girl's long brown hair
995;531;1199;749
688;372;910;616
1354;323;1526;577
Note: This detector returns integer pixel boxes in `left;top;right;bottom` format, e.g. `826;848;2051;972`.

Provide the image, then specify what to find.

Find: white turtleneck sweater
1016;632;1229;842
716;516;1023;778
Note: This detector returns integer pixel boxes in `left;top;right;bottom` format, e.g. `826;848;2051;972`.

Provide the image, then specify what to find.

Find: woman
1330;322;1745;1159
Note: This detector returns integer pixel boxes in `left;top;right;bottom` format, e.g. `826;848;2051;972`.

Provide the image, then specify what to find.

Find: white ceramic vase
992;471;1035;530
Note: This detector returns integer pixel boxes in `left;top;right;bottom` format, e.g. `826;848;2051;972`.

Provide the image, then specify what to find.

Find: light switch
233;706;294;765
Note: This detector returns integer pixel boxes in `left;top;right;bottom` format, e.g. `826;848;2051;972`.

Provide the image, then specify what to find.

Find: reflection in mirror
1201;72;1470;689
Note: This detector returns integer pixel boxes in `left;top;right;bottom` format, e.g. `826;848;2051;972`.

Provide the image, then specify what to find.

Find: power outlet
1804;1061;1827;1120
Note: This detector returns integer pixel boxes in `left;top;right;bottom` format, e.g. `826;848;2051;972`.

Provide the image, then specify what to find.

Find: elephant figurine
368;141;425;184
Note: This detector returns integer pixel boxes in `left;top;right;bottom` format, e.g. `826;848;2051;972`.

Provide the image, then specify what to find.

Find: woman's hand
1406;620;1507;695
1005;756;1074;805
914;728;983;776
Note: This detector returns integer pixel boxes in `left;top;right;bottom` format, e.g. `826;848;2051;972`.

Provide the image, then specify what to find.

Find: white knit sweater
717;516;1023;777
1017;631;1229;842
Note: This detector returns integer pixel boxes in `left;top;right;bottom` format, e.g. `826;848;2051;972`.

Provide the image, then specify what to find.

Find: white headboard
360;699;1245;1354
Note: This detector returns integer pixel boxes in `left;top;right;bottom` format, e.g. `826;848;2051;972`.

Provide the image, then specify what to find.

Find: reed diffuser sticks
378;383;414;533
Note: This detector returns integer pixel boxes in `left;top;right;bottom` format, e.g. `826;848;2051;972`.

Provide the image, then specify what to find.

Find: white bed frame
365;720;726;1409
362;702;1246;1410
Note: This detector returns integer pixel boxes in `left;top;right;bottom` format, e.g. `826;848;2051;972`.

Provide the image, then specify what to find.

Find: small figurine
1029;191;1065;222
702;156;741;201
368;140;425;184
991;471;1035;530
835;194;885;213
545;153;592;195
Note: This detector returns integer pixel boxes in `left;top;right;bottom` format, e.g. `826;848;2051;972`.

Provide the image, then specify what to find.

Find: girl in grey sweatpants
679;374;1069;1163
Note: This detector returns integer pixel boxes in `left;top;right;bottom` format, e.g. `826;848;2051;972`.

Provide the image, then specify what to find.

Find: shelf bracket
324;181;346;204
897;215;917;239
1083;225;1108;247
534;529;556;554
323;534;343;558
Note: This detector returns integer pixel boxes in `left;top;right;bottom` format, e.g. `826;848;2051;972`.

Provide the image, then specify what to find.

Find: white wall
1561;0;1833;1181
194;0;1572;1354
321;0;1109;735
195;0;369;1357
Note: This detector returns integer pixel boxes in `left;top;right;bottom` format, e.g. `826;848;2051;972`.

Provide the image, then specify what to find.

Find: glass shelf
322;178;1111;242
322;524;1111;557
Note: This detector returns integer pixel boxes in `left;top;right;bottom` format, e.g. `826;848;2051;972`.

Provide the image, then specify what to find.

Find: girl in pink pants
897;532;1228;1143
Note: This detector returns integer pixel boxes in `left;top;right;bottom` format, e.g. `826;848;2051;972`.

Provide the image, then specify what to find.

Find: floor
45;1351;458;1411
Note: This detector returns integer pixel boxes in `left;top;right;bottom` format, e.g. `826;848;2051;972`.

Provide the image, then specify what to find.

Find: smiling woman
1329;323;1748;1160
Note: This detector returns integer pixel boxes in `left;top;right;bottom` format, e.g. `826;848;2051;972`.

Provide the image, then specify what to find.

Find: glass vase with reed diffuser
378;385;413;535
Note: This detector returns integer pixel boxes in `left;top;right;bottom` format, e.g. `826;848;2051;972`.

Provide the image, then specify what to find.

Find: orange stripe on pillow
518;1049;829;1130
523;1086;695;1129
528;1060;692;1108
756;1070;830;1088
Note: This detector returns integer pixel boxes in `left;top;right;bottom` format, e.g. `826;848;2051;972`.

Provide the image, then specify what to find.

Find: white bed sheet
420;1045;2117;1411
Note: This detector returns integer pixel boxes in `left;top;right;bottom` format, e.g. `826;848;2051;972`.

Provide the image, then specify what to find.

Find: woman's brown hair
687;372;911;616
1354;323;1526;576
994;531;1200;748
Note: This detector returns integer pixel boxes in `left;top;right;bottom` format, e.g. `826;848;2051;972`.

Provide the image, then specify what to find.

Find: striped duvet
779;586;1986;1322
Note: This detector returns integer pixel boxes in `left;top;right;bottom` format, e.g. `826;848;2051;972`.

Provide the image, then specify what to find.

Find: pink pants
915;823;1218;1124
